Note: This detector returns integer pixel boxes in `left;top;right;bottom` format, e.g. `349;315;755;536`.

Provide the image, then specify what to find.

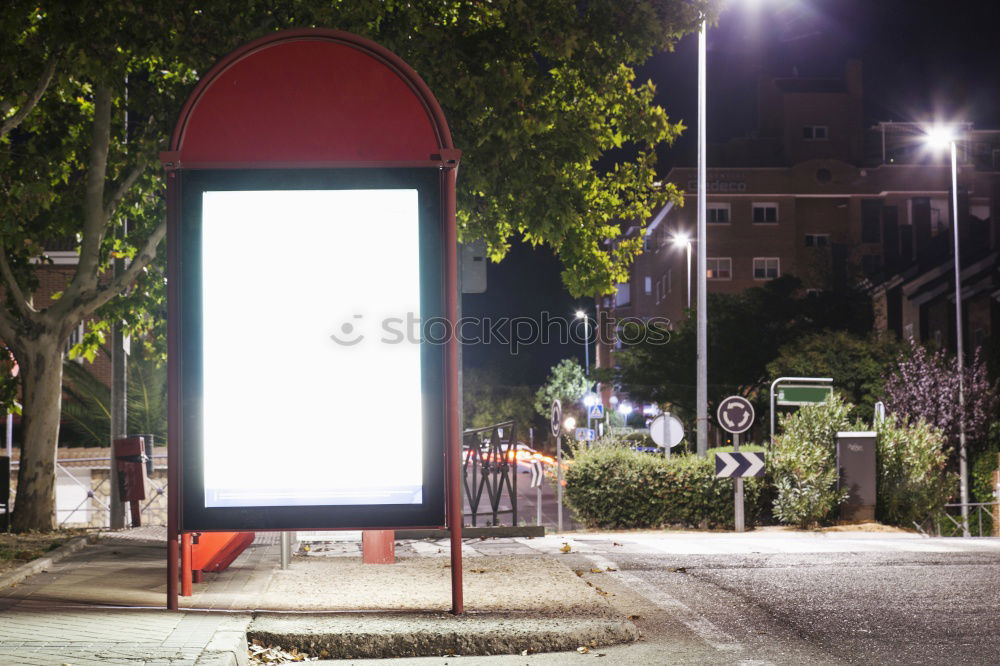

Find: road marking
582;553;744;653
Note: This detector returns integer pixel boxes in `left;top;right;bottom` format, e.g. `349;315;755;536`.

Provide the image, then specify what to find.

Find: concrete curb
196;615;254;666
248;612;639;660
0;534;94;589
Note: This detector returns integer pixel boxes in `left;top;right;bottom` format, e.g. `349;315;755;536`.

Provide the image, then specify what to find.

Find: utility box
836;431;877;522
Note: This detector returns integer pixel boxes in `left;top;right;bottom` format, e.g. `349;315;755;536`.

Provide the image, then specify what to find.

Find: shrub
562;441;763;529
770;395;853;527
875;415;953;527
970;421;1000;504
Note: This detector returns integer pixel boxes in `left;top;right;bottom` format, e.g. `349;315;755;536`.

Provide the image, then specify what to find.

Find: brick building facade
597;61;1000;374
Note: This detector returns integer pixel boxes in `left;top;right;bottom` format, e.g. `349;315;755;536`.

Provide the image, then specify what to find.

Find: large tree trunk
11;336;65;532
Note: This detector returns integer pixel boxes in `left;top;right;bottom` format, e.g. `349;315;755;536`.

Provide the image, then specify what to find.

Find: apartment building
597;61;1000;370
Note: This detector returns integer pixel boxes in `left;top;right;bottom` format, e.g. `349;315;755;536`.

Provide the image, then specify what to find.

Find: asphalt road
351;534;1000;665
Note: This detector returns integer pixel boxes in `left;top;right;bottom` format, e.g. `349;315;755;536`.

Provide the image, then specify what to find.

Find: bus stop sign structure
164;30;462;612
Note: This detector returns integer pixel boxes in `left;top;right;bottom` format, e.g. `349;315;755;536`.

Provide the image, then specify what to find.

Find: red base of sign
361;530;396;564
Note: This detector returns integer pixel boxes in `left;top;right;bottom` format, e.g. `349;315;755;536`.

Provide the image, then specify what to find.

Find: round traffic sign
649;414;684;448
717;395;755;434
550;399;562;437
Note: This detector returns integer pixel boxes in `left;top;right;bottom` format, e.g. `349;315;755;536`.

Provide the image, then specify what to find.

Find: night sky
462;0;1000;386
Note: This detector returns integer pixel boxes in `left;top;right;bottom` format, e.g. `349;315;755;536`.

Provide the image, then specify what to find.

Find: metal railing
914;502;998;537
462;421;518;527
10;454;169;528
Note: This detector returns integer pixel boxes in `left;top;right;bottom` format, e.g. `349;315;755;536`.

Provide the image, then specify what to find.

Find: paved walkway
0;527;996;664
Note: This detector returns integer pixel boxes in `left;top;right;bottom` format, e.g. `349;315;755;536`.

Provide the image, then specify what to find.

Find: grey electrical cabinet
836;431;877;522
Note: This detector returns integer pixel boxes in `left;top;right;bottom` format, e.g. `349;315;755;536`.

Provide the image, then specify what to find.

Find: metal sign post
769;377;833;444
717;396;755;533
550;400;563;533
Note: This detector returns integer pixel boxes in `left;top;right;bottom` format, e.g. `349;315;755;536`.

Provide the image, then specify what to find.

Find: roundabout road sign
550;399;562;437
717;396;755;434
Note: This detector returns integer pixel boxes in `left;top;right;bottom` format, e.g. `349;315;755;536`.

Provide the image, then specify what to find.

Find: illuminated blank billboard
179;169;445;530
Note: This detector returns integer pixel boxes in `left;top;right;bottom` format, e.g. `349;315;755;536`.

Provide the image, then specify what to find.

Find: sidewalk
0;527;634;664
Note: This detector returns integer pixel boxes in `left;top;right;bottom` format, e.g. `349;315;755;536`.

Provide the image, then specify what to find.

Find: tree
883;343;998;468
1;1;714;529
462;367;538;433
767;331;902;423
534;359;590;422
610;276;873;422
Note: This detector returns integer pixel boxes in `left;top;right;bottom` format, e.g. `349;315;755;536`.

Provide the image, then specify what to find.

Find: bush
562;442;763;529
970;421;1000;504
875;415;953;527
771;395;853;527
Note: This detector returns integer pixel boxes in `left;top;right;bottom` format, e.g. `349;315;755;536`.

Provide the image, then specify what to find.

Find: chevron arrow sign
529;460;544;488
715;452;766;478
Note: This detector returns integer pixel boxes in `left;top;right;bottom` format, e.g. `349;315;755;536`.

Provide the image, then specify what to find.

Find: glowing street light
671;232;693;309
617;401;633;428
563;416;577;432
924;123;970;537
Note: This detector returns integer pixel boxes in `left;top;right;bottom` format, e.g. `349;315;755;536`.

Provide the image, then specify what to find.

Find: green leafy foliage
534;358;590;419
874;415;952;527
767;331;902;424
563;440;763;529
60;349;166;447
462;367;537;431
770;395;853;528
610;276;873;422
970;421;1000;504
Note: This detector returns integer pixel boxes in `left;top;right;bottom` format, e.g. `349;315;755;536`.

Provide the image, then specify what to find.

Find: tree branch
64;84;113;302
62;219;167;324
0;242;37;319
103;153;150;222
0;57;57;140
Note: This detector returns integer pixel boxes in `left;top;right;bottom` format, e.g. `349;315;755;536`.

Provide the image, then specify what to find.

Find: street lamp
563;416;577;432
925;124;970;537
617;401;633;429
671;232;693;309
695;15;709;458
576;309;594;429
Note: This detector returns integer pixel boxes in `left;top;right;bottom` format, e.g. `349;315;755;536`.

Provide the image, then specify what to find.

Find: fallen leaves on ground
248;640;316;663
560;543;572;553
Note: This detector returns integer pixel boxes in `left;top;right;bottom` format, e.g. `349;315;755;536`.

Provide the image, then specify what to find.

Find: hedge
562;444;763;529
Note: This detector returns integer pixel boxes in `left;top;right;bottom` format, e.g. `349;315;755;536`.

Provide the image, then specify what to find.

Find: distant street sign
776;385;832;406
528;460;544;488
715;452;766;478
717;396;755;434
574;428;596;442
649;414;684;448
588;404;605;419
550;399;562;437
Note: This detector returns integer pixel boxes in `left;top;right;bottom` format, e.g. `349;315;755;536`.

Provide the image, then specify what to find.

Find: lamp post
671;232;693;309
576;310;593;429
926;125;970;537
695;16;709;458
617;402;633;429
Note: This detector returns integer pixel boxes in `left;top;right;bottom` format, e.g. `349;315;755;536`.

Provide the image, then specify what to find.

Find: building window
803;125;828;140
64;322;85;362
861;199;882;243
752;203;778;224
752;257;780;280
929;198;949;236
616;282;631;307
644;276;652;295
804;234;830;247
707;203;731;224
706;257;732;280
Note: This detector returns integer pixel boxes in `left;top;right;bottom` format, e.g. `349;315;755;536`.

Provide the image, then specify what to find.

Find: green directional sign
776;385;833;406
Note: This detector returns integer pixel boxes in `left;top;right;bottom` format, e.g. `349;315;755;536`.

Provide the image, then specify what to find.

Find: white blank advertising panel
199;189;423;507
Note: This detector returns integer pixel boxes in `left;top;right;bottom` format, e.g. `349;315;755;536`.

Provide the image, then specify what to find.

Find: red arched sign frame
163;29;463;612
